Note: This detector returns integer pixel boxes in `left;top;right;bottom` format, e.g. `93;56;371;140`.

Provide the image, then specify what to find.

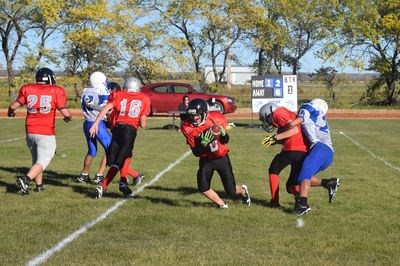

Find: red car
140;82;237;115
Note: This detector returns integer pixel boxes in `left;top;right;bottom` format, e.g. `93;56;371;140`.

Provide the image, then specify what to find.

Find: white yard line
0;137;24;143
339;131;400;172
27;150;192;266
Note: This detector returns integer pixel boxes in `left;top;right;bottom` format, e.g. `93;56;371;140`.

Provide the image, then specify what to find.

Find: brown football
210;124;221;140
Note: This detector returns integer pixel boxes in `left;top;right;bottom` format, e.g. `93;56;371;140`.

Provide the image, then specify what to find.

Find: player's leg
269;152;294;206
295;143;333;214
197;157;226;207
123;157;144;186
18;135;55;194
79;121;97;183
93;120;112;183
216;155;250;206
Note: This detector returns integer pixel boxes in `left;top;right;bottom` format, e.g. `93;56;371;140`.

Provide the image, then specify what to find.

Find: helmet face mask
261;114;274;133
36;68;56;85
186;98;209;126
259;103;279;133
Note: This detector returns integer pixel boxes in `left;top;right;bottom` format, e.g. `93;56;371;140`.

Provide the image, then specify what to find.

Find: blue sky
7;26;368;75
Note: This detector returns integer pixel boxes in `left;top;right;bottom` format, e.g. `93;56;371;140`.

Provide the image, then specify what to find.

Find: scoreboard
251;75;298;113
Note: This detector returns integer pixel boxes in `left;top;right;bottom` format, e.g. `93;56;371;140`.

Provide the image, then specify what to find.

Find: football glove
261;134;277;148
63;116;72;123
219;125;226;136
200;130;213;147
7;107;16;117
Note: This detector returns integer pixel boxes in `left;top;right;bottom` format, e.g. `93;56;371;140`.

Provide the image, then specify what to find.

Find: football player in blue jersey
284;98;340;215
77;71;111;184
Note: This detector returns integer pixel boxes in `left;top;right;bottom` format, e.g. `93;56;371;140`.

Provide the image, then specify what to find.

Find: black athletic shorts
107;123;137;169
197;155;237;197
268;150;307;193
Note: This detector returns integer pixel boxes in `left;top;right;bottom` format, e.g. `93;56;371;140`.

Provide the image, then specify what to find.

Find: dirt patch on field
225;108;400;119
1;108;400;119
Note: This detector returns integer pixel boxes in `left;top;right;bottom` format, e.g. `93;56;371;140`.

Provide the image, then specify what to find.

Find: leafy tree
276;0;337;74
324;0;400;105
20;0;65;74
246;0;286;75
155;0;208;87
61;0;121;79
113;0;168;84
310;66;338;102
0;0;41;96
201;0;252;86
247;0;336;75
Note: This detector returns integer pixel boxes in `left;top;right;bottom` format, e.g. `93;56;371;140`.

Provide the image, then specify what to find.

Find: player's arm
139;115;147;128
275;126;298;141
275;117;303;141
139;97;151;129
191;144;203;157
89;102;114;137
181;130;203;157
7;101;21;117
193;132;219;156
287;117;303;127
219;126;229;144
59;107;72;122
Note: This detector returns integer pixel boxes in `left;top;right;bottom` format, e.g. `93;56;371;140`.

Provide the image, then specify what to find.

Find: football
209;124;221;140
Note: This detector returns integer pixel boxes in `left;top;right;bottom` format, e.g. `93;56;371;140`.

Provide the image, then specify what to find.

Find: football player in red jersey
259;103;307;207
259;102;339;213
180;98;250;208
89;77;151;198
106;81;145;186
7;67;72;195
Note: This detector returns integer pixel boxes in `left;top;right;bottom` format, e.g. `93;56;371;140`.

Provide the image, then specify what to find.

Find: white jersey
81;85;110;122
297;102;333;151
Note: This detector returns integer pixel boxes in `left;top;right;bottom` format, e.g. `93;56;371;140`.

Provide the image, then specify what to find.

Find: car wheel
212;101;224;113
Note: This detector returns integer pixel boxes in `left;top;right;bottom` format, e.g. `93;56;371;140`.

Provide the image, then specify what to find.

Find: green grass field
0;116;399;265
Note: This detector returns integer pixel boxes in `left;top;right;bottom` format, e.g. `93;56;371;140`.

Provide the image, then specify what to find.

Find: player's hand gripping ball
209;124;222;140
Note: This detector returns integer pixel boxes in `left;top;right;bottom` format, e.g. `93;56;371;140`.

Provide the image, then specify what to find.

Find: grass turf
0;117;399;265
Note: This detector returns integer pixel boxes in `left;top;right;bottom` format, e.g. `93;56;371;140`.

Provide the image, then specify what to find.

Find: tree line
1;0;399;105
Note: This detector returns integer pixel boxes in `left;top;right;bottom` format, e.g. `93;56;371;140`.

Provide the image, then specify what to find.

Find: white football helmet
310;98;328;116
124;77;142;92
90;71;107;88
259;102;279;133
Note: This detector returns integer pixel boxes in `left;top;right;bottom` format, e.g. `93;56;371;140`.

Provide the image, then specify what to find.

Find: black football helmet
186;98;209;125
36;67;56;85
259;102;279;133
107;81;121;91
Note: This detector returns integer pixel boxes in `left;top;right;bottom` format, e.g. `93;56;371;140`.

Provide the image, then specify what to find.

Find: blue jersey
296;102;334;181
81;85;109;122
81;85;111;156
297;102;333;151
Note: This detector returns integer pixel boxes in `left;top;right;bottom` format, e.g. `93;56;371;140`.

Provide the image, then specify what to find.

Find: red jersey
107;90;151;129
181;111;229;158
272;107;307;152
16;83;68;135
